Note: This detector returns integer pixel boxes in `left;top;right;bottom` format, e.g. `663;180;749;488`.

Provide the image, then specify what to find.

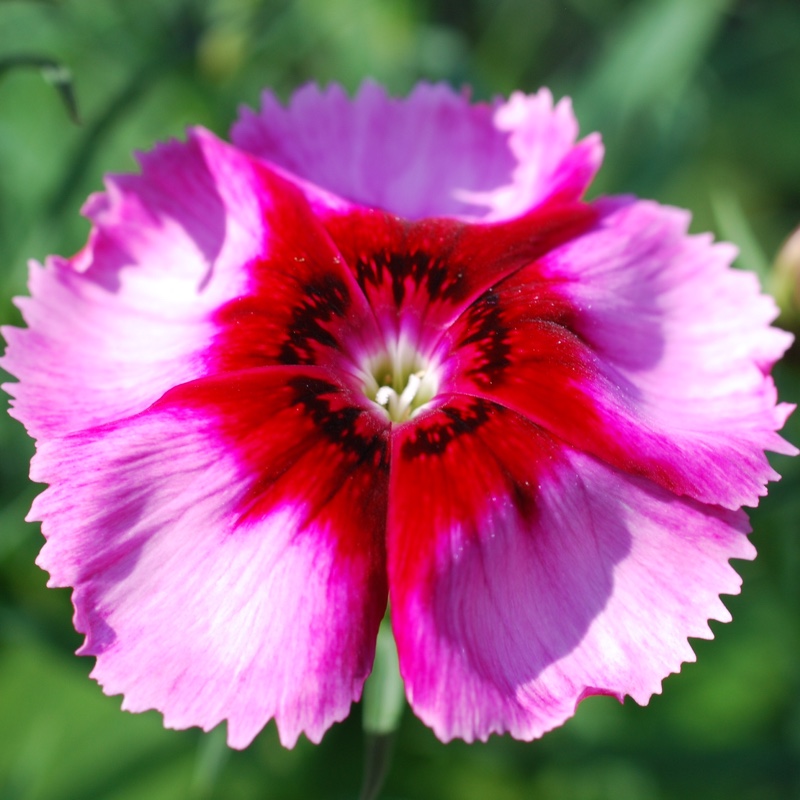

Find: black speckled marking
288;376;390;470
456;288;512;386
278;274;352;365
401;399;493;458
354;246;463;307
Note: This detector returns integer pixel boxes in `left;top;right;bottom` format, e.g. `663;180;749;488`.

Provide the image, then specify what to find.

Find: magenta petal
442;197;795;509
388;396;753;743
231;82;600;220
207;164;380;376
31;367;389;748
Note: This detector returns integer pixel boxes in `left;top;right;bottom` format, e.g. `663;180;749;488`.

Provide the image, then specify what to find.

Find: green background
1;0;799;797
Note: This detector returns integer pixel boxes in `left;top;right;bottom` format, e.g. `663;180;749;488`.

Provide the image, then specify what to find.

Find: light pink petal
441;198;795;509
388;396;753;743
463;89;604;221
1;127;379;438
552;199;797;496
231;82;601;220
1;128;250;437
31;366;389;748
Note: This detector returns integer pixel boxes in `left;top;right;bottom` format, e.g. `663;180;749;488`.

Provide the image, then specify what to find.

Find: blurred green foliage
1;0;799;798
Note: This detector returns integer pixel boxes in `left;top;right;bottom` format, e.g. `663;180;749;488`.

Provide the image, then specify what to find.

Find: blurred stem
44;0;203;223
359;619;405;800
0;54;79;123
362;619;405;736
189;725;228;799
360;734;396;800
43;60;157;222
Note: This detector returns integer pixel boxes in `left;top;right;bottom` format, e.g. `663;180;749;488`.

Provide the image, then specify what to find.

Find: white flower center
375;370;425;421
362;341;438;422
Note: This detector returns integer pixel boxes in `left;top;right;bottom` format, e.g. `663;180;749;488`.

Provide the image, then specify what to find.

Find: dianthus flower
2;83;795;749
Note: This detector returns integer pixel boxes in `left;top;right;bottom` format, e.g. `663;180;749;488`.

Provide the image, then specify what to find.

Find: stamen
374;370;428;422
398;372;422;410
375;386;394;407
362;339;438;422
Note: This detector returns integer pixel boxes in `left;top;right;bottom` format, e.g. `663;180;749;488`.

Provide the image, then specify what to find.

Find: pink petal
31;366;389;748
231;82;601;220
463;89;604;221
388;396;753;743
441;198;795;509
0;129;251;437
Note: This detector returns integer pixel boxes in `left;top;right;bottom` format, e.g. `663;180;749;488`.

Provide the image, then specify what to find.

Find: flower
2;82;795;749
